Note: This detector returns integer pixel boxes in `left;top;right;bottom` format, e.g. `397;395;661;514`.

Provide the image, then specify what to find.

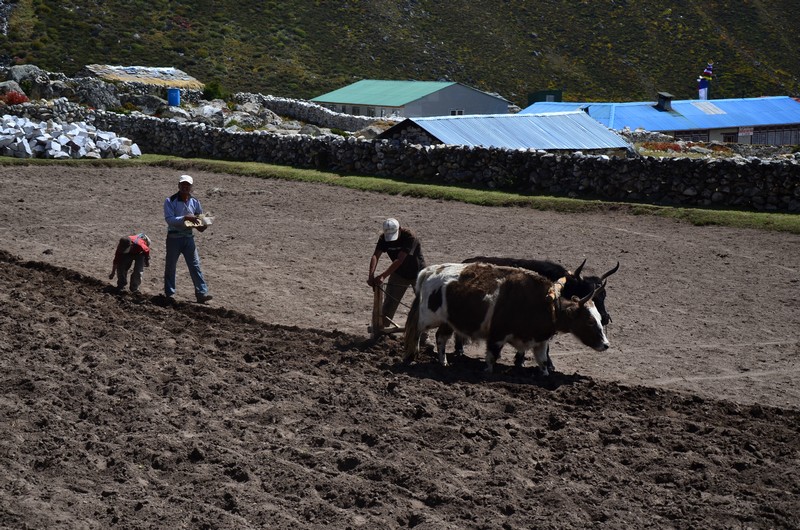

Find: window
674;130;709;142
367;107;376;117
752;125;800;146
352;106;360;116
450;109;464;116
721;132;738;143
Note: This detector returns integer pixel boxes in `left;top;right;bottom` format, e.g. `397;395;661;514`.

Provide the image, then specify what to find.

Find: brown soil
1;165;799;529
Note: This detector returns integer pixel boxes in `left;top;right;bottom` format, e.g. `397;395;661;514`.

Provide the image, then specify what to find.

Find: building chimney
655;92;675;112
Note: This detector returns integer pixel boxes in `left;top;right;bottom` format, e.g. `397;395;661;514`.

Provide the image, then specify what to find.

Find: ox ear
573;258;587;279
600;261;620;281
579;280;607;307
548;276;567;301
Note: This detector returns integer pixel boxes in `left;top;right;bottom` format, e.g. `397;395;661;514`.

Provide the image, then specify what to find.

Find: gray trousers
117;254;146;292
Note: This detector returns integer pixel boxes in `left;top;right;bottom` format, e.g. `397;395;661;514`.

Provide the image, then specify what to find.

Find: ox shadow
395;350;591;390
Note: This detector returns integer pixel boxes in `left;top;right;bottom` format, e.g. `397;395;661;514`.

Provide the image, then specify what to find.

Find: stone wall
233;92;390;132
5;98;799;212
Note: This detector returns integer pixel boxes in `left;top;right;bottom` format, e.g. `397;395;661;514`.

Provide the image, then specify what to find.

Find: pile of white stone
0;114;141;159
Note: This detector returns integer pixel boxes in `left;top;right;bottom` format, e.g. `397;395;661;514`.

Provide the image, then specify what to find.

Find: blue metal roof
384;111;631;150
522;96;800;132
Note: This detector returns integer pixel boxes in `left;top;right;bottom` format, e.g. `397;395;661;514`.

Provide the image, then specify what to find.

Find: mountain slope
1;0;798;106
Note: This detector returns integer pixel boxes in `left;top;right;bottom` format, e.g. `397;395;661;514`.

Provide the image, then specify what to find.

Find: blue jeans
164;236;209;297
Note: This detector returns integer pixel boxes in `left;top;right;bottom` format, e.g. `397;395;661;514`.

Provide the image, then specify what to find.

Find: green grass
4;155;798;234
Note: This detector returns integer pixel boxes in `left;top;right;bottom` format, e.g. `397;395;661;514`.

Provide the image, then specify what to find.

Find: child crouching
109;233;152;293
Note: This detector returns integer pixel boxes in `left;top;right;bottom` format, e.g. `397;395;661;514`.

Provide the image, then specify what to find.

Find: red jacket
112;234;151;269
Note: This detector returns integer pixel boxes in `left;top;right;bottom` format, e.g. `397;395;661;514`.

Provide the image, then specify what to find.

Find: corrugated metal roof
311;80;455;107
522;96;800;132
381;111;632;150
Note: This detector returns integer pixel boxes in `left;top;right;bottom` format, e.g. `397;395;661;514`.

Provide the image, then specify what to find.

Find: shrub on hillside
202;80;231;102
2;91;30;105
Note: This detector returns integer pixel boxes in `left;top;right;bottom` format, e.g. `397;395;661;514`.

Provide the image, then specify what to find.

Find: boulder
299;123;323;137
7;65;50;99
0;80;23;96
119;93;169;115
7;65;48;84
72;78;120;111
355;125;385;139
161;106;192;121
224;110;263;130
189;104;225;127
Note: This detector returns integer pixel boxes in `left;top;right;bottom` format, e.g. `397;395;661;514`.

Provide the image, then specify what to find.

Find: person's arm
367;249;382;286
109;238;125;279
375;251;408;284
164;197;187;228
190;198;204;230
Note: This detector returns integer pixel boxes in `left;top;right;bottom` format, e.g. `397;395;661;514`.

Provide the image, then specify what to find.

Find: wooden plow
368;286;405;339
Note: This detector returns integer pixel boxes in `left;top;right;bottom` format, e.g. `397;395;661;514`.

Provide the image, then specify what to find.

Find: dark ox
404;263;609;375
462;257;619;326
450;257;620;369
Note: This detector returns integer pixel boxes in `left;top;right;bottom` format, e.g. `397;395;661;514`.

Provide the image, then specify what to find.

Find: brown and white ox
452;257;619;370
404;263;609;375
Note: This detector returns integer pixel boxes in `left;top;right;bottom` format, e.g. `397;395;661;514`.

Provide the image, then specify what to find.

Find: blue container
167;88;181;106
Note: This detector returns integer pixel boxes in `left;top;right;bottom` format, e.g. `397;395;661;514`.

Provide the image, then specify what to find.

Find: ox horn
573;258;587;279
600;261;620;281
579;280;607;307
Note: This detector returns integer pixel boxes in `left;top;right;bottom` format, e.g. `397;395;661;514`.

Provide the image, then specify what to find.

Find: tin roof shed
378;111;632;151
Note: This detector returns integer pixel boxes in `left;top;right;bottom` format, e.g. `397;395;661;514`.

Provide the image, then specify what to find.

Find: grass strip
4;155;799;234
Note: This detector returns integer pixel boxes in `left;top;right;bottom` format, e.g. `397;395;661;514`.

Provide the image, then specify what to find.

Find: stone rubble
0;114;140;159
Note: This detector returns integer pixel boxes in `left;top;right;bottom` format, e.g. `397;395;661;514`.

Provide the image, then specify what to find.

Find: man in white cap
367;218;426;328
163;174;213;303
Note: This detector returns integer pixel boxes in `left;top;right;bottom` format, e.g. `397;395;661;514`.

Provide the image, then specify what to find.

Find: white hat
179;174;193;185
383;218;400;242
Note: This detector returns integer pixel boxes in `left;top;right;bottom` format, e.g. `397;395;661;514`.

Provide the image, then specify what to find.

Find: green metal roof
311;80;456;107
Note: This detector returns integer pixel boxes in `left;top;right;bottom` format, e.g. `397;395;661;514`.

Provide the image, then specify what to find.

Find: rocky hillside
0;0;798;106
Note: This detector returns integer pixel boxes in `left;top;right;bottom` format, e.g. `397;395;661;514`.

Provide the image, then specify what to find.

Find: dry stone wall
5;98;799;212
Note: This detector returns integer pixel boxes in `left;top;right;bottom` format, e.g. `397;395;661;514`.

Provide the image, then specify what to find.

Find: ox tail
403;294;421;363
